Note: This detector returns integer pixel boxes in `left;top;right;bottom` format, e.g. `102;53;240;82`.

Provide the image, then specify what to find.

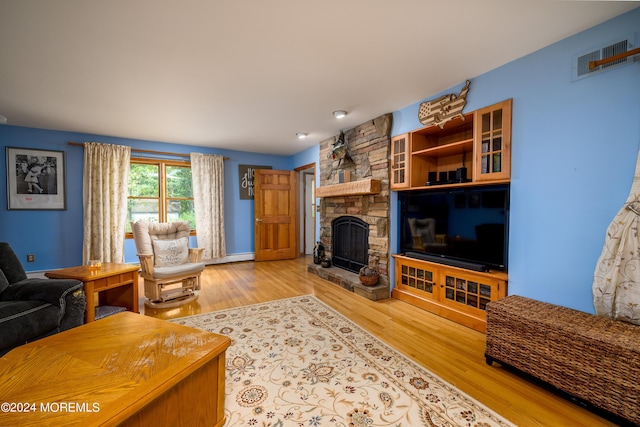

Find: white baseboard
204;252;255;265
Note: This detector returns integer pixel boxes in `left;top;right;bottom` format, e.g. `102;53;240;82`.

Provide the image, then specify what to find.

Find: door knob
255;218;262;222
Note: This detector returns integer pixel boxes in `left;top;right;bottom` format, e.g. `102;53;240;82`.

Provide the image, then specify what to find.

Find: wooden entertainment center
391;99;512;332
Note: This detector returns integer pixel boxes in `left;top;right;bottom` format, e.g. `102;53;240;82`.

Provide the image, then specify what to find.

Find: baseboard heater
404;251;488;272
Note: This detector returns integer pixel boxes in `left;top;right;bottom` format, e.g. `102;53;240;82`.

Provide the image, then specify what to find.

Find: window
126;158;195;234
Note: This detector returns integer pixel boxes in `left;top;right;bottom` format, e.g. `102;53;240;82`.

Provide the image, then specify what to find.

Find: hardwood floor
139;256;618;427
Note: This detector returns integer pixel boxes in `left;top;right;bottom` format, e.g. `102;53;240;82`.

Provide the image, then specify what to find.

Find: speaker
448;170;457;182
456;167;467;182
427;171;437;185
439;171;448;182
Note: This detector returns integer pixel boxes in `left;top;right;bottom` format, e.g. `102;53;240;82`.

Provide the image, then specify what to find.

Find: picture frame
6;147;66;210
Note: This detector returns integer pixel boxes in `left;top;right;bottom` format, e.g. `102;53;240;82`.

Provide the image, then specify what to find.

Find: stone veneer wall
318;114;391;287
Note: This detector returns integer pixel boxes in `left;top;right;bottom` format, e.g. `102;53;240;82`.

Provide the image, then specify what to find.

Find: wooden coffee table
45;263;140;322
0;312;231;427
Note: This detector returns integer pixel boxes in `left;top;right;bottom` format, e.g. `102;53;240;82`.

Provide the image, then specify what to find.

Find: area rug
171;295;514;427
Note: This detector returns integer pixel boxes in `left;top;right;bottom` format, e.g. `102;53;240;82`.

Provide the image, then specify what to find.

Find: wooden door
254;169;298;261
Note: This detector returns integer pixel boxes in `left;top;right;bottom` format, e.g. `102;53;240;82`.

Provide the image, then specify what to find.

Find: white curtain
82;142;131;264
190;153;226;261
593;149;640;325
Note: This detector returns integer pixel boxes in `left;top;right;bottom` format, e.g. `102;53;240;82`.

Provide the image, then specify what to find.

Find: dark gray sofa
0;242;86;356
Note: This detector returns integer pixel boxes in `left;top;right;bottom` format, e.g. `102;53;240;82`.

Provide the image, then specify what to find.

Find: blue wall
390;8;640;313
0;126;300;268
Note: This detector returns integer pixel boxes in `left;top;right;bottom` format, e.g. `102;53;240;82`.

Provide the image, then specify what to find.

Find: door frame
295;163;316;256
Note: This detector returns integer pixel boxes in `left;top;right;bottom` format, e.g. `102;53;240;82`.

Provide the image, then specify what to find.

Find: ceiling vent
572;34;635;81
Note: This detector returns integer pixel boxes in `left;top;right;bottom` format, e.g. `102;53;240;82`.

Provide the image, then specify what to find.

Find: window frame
125;157;196;239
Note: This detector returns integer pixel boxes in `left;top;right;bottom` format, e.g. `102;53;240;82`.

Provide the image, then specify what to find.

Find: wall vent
572;34;635;81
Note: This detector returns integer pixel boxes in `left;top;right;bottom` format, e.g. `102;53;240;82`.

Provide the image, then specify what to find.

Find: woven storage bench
485;295;640;425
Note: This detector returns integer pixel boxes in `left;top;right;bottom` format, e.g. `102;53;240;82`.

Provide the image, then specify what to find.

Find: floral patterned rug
171;295;514;427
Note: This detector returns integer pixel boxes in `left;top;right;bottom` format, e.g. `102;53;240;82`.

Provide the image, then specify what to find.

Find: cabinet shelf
412;139;474;158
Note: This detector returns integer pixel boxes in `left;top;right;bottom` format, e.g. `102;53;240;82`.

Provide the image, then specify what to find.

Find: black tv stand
404;251;488;272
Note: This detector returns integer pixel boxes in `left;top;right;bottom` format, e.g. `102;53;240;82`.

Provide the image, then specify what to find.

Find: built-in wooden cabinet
390;134;410;189
390;99;513;331
392;254;508;332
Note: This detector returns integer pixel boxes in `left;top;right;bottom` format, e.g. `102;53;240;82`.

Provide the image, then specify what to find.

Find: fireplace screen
332;216;369;273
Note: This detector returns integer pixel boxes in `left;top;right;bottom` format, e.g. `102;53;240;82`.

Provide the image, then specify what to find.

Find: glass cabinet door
474;99;511;182
390;134;410;189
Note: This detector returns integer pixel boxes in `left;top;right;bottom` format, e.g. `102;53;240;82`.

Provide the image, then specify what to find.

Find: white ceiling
0;1;637;156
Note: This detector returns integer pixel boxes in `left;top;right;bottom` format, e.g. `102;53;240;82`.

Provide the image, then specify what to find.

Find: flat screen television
398;184;509;271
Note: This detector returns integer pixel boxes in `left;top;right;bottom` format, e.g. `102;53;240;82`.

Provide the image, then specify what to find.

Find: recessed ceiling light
333;110;347;119
296;132;308;139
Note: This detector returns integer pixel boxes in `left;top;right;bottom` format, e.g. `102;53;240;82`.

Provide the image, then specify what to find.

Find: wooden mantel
316;178;381;198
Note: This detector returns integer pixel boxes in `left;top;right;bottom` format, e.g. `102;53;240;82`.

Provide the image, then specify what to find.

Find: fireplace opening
332;216;368;273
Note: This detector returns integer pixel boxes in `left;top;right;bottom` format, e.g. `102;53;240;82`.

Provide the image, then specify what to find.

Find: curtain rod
67;142;229;160
589;47;640;70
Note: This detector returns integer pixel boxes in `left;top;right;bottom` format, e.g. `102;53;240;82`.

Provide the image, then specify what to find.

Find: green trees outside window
126;160;195;233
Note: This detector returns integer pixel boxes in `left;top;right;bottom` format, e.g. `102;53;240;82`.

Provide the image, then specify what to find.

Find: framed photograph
6;147;66;210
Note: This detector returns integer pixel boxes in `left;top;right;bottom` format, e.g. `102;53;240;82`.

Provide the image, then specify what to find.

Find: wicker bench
485;295;640;425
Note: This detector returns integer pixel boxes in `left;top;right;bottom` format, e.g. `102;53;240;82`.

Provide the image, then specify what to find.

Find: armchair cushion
131;220;191;256
154;262;205;279
152;237;189;267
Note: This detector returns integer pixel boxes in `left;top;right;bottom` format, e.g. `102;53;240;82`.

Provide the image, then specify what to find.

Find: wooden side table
45;263;140;322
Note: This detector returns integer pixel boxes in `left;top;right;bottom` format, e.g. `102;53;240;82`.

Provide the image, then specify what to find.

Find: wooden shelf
316;178;381;198
412;139;474;158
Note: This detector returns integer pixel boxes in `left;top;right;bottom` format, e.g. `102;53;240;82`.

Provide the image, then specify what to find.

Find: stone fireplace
307;114;392;300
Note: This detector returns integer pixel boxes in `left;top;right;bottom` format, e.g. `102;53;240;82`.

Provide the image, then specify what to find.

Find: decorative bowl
358;267;379;286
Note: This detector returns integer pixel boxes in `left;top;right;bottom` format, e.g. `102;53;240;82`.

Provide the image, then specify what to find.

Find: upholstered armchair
0;242;86;355
130;220;205;308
